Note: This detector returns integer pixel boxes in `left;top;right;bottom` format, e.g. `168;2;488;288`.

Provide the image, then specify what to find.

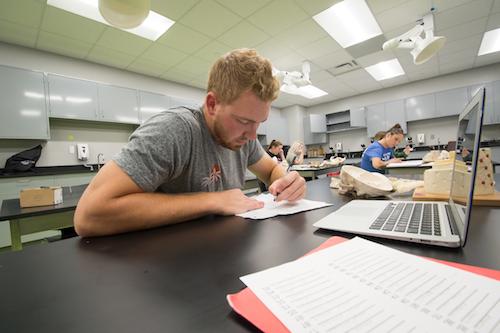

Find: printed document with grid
240;237;500;333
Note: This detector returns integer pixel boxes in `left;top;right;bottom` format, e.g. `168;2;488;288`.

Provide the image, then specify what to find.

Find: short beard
213;119;242;151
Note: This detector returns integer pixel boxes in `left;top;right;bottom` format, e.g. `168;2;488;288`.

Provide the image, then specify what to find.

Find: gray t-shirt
114;106;264;193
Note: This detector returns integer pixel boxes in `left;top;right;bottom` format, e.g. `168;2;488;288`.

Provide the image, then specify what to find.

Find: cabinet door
435;87;468;118
468;84;493;124
384;100;407;133
98;84;140;124
350;107;366;127
303;116;326;144
309;114;326;133
0;66;49;139
405;93;435;121
366;103;386;137
491;81;500;124
170;96;199;109
138;91;170;123
47;74;99;121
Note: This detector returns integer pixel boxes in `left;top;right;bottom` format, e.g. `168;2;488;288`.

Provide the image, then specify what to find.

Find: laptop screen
449;87;485;247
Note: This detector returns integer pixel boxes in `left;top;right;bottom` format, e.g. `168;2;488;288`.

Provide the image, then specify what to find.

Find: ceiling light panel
365;59;405;81
478;28;500;56
47;0;174;41
313;0;382;48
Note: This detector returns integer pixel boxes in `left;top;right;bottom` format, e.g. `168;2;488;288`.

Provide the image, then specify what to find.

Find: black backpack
4;145;43;172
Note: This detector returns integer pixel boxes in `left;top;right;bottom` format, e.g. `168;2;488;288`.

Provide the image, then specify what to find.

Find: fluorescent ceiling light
313;0;382;48
365;59;405;81
478;28;500;56
280;85;328;99
47;0;174;41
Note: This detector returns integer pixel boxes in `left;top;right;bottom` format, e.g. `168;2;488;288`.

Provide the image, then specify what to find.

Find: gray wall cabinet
0;65;49;139
405;93;436;121
490;82;500;125
366;103;385;137
350;107;366;127
47;74;99;121
138;91;170;123
384;100;407;133
435;87;468;118
98;84;140;124
309;114;327;133
366;101;407;137
303;116;326;144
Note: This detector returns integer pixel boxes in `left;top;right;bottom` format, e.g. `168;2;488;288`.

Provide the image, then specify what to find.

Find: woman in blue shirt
361;123;411;173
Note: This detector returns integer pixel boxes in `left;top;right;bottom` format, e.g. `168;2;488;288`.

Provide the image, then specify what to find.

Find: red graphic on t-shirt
201;164;222;188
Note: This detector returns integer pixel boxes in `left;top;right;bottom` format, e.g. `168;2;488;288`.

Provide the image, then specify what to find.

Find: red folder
227;236;500;333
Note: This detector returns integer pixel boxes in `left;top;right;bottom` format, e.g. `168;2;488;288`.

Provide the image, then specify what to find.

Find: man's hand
214;189;264;215
268;171;306;202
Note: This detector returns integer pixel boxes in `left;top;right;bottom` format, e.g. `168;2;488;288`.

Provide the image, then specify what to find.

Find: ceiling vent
327;60;360;76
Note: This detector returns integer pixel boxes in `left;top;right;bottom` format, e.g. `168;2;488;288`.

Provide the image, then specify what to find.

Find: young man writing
74;49;306;237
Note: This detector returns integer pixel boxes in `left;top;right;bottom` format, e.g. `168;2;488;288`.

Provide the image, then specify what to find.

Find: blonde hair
289;141;305;154
207;48;280;104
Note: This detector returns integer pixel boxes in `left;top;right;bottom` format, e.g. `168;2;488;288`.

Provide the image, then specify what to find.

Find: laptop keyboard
369;202;442;236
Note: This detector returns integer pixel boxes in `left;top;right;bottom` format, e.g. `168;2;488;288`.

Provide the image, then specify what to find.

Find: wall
282;105;305;145
310;63;500;150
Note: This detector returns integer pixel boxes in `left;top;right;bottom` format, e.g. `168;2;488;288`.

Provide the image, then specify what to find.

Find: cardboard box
19;187;63;208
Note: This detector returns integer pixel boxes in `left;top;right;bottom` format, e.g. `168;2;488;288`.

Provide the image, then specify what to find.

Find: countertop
0;165;99;179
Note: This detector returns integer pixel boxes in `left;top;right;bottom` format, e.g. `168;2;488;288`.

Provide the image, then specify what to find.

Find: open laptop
313;88;486;248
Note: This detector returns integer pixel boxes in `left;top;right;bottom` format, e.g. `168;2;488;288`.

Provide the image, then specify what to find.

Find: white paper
236;194;331;220
387;159;424;168
241;237;500;333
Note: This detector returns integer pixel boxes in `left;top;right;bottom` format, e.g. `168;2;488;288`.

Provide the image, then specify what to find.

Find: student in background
267;140;285;163
361;124;412;173
74;49;306;237
286;141;305;166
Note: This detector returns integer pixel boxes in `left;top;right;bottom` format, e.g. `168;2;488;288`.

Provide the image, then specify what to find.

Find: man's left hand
268;171;306;202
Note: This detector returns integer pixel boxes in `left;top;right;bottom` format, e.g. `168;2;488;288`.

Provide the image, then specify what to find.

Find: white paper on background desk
386;159;424;168
236;193;331;220
241;237;500;333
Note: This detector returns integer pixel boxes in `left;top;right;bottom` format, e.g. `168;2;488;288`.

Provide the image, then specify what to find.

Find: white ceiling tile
217;20;269;48
379;75;409;88
401;56;439;73
161;67;198;83
437;17;487;42
151;0;200;20
95;28;152;57
37;31;92;59
127;58;168;77
438;47;478;66
295;36;342;60
367;0;410;14
41;6;105;44
273;19;327;51
141;43;189;68
271;51;305;71
439;61;474;75
486;12;500;30
0;19;38;48
293;0;340;16
356;49;397;67
431;0;476;12
309;70;335;84
311;49;353;70
179;0;241;38
156;23;211;54
193;40;233;63
492;0;500;13
214;0;272;17
247;0;309;36
170;55;211;77
0;0;44;28
374;0;431;32
256;37;294;62
434;0;492;31
438;34;482;57
87;45;136;69
406;71;438;81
